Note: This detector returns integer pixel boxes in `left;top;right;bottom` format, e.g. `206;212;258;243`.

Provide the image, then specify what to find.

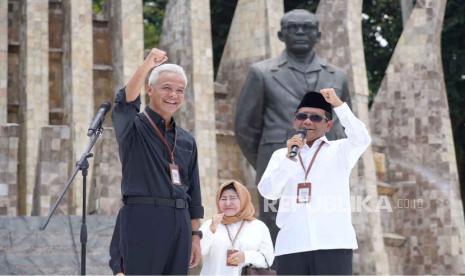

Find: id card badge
169;163;182;185
226;248;239;266
297;182;311;203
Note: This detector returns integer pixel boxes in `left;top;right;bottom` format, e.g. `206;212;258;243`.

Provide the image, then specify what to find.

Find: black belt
123;196;188;209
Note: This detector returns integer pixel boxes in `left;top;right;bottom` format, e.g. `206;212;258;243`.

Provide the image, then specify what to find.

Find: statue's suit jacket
235;52;351;182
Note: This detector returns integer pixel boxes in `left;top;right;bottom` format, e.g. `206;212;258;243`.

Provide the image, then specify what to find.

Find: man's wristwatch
192;230;203;239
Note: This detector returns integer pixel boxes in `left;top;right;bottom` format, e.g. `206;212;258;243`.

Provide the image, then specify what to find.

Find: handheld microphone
87;102;112;136
289;129;307;158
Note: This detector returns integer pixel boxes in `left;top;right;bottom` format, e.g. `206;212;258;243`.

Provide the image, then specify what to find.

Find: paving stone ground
0;215;116;275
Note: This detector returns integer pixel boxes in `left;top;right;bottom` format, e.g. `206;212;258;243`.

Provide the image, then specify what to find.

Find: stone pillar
160;0;218;218
93;1;115;126
7;0;21;125
315;1;390;274
62;0;94;214
110;0;144;90
88;128;122;215
0;0;7;124
370;0;465;274
214;0;284;205
32;126;71;215
18;0;49;215
0;124;19;216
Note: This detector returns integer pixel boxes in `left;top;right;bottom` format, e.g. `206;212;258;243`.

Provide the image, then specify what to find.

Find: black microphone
289;129;307;158
87;102;112;136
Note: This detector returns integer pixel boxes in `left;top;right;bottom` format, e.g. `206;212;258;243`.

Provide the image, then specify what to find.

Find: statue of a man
235;9;351;238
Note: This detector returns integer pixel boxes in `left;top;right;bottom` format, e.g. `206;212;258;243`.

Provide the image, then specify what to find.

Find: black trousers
276;249;353;275
120;204;191;275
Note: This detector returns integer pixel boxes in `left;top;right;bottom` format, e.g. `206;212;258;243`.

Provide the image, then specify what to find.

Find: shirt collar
302;136;328;152
144;106;176;131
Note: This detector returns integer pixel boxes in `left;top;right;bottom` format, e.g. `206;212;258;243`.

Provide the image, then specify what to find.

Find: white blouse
199;219;274;275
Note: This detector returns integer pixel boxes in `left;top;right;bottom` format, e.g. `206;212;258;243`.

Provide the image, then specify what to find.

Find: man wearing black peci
258;89;371;275
109;48;203;275
235;9;351;241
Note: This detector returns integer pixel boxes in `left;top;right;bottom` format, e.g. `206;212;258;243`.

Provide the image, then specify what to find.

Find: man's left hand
189;236;201;268
320;88;343;107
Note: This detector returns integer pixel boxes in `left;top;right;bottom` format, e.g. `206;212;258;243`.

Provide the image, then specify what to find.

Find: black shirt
112;88;204;219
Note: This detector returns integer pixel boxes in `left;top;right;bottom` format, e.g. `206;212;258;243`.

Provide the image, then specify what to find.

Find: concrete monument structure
159;0;218;218
370;0;465;274
3;0;143;217
88;129;122;215
215;0;284;209
0;0;7;124
315;1;389;274
62;0;94;215
18;0;49;215
0;124;19;216
32;126;71;216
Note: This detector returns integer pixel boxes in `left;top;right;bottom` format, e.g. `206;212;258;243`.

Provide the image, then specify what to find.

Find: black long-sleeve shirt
112;88;204;219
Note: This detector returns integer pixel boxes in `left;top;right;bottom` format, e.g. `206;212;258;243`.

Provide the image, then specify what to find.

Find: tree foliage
442;0;465;200
143;0;168;49
92;0;105;14
362;0;403;104
210;0;238;76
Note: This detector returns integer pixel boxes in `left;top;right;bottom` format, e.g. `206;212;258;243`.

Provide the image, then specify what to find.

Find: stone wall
370;0;465;274
49;0;65;125
0;124;19;216
315;1;390;274
111;0;144;90
93;2;116;127
32;126;71;216
0;0;7;124
18;0;49;215
4;0;143;217
88;128;122;215
62;0;94;215
7;0;21;125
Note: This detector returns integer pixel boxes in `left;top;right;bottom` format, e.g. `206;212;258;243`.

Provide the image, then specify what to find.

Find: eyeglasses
282;23;317;33
295;112;328;122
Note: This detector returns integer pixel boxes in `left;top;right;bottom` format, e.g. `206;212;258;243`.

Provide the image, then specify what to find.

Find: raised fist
320;88;343;107
143;48;168;69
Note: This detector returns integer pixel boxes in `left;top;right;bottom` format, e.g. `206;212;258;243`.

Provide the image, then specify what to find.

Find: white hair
148;63;188;88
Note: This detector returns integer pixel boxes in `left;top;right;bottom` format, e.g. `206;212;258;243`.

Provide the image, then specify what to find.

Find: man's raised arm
125;48;168;102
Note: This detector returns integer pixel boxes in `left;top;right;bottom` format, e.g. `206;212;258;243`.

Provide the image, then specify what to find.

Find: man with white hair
109;48;204;275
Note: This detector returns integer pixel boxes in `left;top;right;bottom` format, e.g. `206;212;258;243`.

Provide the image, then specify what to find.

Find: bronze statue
235;9;351;239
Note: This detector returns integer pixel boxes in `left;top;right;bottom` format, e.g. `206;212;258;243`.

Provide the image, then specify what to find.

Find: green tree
210;0;238;77
362;0;403;104
442;0;465;201
143;0;168;49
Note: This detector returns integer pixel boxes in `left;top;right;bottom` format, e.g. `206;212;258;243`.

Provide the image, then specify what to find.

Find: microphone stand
40;125;104;275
